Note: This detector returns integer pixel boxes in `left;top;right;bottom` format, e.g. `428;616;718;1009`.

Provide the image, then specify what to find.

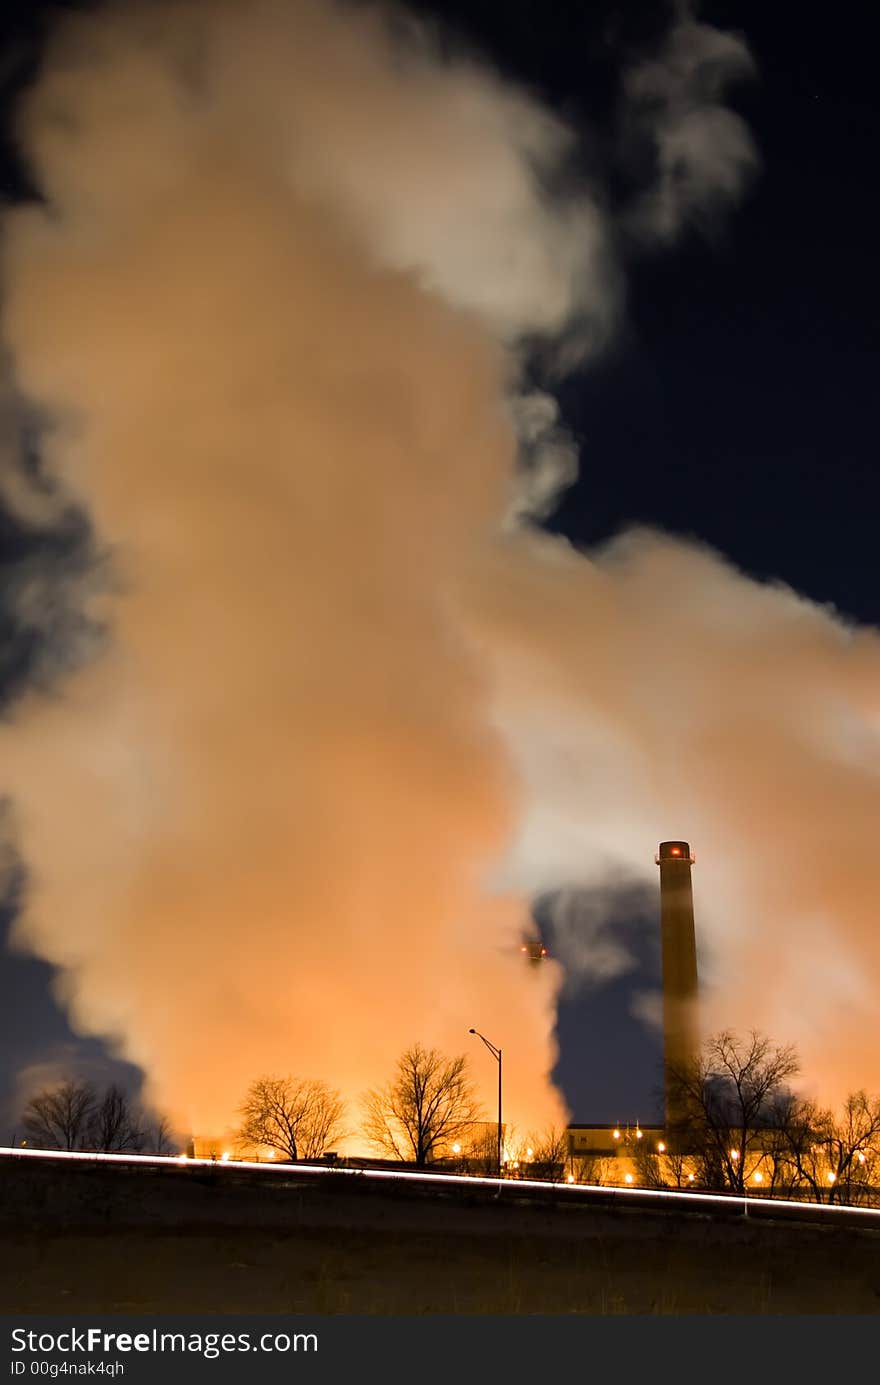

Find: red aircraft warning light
655;841;695;865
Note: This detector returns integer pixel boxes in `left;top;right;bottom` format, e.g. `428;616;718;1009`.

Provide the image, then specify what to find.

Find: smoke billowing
2;0;871;1138
470;528;880;1104
0;0;597;1137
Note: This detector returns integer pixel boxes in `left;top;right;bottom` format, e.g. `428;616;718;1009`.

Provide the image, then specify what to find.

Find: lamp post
468;1028;502;1177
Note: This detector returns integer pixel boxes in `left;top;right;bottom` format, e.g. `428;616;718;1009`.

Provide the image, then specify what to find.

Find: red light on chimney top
671;847;681;855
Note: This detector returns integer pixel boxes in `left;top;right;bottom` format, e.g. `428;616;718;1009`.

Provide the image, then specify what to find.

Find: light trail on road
3;1144;879;1226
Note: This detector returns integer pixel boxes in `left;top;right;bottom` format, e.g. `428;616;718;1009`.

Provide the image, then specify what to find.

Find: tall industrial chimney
656;841;699;1139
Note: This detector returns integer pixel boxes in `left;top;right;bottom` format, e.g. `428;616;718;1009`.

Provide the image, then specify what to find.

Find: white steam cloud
623;13;758;243
3;0;865;1144
471;527;880;1103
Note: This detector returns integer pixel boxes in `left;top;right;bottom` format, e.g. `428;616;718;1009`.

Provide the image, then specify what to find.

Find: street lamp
469;1027;502;1177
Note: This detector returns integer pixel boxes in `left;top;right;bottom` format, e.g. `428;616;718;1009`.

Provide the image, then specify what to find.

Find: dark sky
0;0;878;1134
415;0;880;1122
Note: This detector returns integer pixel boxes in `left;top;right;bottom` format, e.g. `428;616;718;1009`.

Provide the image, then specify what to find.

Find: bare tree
362;1042;484;1167
667;1030;800;1193
777;1090;880;1204
825;1091;880;1204
632;1144;667;1189
149;1115;175;1156
516;1125;568;1181
237;1076;346;1161
88;1084;145;1153
629;1140;693;1190
457;1120;503;1176
663;1149;693;1190
21;1079;97;1151
569;1154;615;1185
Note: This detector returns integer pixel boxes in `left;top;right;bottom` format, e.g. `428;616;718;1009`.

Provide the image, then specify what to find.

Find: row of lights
612;1127;671;1155
178;1147;279;1163
190;1160;851;1192
566;1171;694;1188
611;1126;644;1141
729;1149;842;1186
199;1142;867;1176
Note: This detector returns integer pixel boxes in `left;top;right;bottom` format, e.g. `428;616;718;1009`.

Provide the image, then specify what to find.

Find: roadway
2;1144;878;1230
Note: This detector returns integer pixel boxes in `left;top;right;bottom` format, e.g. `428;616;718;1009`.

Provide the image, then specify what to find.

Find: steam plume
623;13;758;243
2;0;831;1146
0;0;594;1137
472;527;880;1104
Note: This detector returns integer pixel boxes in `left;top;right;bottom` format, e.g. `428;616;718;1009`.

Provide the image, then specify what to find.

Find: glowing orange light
858;1152;866;1164
624;1173;633;1184
567;1174;574;1184
612;1129;620;1140
657;1142;666;1153
671;847;681;856
753;1171;763;1184
687;1173;694;1182
827;1171;836;1183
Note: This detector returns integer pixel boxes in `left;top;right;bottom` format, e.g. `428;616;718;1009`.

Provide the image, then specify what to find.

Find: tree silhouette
667;1029;799;1193
21;1079;97;1151
237;1076;346;1161
88;1084;145;1152
362;1042;483;1167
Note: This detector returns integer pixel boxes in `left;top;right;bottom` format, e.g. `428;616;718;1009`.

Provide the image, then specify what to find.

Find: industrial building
191;840;702;1185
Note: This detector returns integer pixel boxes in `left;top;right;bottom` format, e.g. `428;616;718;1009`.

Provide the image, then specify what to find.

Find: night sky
0;0;878;1135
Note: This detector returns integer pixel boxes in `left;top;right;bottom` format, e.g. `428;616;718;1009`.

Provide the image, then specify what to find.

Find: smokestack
656;840;699;1137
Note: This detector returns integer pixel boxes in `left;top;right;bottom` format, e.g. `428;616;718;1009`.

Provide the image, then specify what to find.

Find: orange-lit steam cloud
472;527;880;1106
0;0;581;1141
0;0;797;1142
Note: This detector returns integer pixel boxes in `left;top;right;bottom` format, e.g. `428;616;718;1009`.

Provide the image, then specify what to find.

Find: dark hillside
2;1157;878;1314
